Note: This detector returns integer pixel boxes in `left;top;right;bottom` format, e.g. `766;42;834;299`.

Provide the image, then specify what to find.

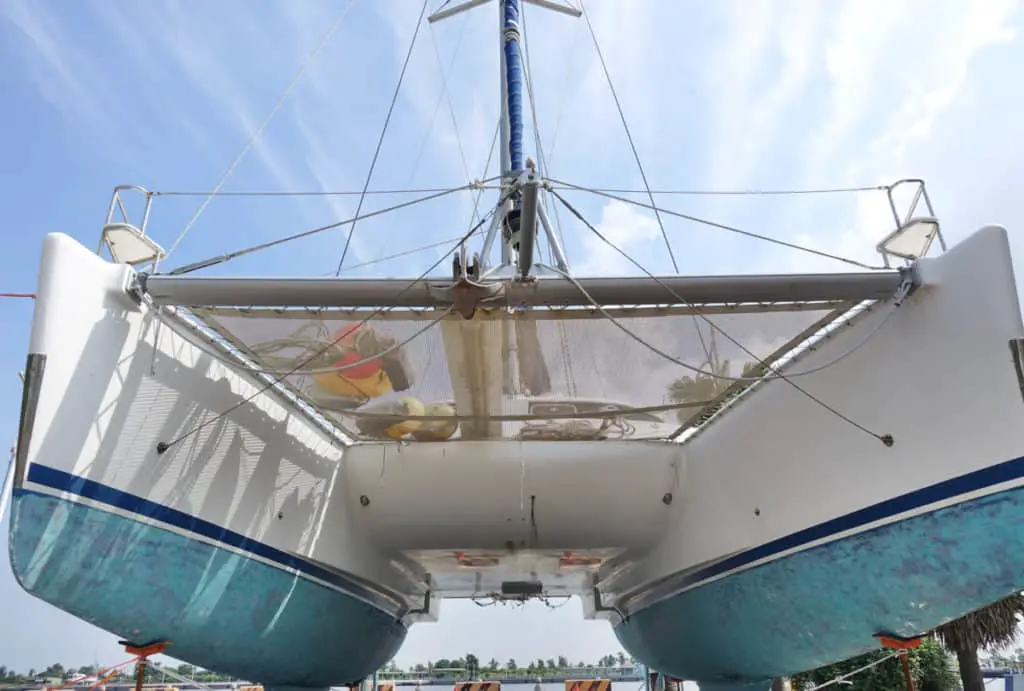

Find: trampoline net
193;303;849;442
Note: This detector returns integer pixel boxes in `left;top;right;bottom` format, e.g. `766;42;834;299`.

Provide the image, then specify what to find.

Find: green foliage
667;360;764;422
791;638;956;691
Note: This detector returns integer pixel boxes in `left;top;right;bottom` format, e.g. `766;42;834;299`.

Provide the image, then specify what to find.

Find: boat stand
118;640;170;691
875;634;924;691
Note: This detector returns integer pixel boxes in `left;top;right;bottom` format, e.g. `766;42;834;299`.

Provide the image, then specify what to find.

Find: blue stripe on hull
23;464;395;609
9;490;407;688
614;484;1024;687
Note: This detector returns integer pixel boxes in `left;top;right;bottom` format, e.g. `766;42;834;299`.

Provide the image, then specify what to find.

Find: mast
428;0;579;276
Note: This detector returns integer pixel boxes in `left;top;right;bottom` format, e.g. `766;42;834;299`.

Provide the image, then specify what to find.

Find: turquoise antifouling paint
616;486;1024;686
9;491;406;688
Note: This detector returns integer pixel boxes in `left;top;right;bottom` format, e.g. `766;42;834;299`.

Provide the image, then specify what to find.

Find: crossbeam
140;269;908;309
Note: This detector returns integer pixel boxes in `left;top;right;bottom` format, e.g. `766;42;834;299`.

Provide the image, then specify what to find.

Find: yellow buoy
384;397;425;438
312;369;392;399
412;402;459;441
355;397;425;439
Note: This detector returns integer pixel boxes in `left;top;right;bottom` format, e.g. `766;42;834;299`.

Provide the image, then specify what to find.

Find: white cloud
575;200;661;276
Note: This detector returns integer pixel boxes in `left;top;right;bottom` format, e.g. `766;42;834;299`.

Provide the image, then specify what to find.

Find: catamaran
8;1;1024;690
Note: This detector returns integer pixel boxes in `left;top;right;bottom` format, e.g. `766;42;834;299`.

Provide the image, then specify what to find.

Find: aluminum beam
142;269;908;309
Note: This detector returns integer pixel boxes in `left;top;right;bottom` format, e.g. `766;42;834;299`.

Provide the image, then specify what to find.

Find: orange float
311;323;393;400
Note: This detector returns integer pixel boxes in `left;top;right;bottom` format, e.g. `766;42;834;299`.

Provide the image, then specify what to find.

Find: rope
147;664;216;691
165;0;358;259
163;182;485;275
43;658;140;691
579;0;678;274
336;398;720;423
549;179;885;271
155;201;505;453
335;0;431;277
549;191;896;447
809;651;902;690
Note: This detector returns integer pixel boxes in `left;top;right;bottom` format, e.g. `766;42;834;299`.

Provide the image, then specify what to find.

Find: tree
935;593;1024;691
557;656;569;670
465;654;479;677
506;659;517;672
667;359;763;423
616;652;626;667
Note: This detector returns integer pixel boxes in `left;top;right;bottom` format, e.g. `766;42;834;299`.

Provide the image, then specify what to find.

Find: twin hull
9;228;1024;691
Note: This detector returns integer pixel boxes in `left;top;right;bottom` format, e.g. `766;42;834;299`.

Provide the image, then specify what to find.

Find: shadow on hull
615;478;1024;687
8;490;406;688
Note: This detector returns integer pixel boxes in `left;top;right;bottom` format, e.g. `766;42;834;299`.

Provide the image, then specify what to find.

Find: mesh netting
195;304;847;441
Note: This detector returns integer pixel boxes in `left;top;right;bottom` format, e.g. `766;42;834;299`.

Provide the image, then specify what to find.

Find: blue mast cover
503;0;525;173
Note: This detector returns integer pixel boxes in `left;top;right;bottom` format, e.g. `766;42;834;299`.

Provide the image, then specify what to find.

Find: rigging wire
165;0;359;259
313;123;496;276
550;183;889;196
549;179;886;271
163;182;487;275
335;0;431;277
579;0;678;274
156;199;507;453
405;14;472;187
336;234;474;271
577;0;716;370
549;190;896;447
430;20;474;187
150;186;496;198
533;8;584;173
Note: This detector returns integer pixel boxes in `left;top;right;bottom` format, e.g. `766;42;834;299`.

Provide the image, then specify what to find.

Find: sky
2;0;1024;678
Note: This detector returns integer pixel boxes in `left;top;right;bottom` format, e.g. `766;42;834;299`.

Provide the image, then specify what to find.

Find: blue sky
2;0;1024;676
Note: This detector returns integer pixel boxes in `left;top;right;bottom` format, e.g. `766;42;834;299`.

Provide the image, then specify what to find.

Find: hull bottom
615;480;1024;686
9;490;406;688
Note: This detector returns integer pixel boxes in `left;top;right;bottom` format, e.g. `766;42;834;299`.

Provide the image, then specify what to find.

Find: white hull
10;225;1024;688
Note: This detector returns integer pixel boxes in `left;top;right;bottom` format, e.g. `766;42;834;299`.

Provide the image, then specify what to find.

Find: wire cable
550;184;888;196
549;190;896;447
165;0;358;258
163;182;486;275
579;0;678;273
335;0;431;276
150;186;496;198
550;178;885;270
155;200;506;453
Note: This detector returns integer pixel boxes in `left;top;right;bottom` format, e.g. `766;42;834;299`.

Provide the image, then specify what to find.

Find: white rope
151;664;217;691
809;651;902;690
165;0;359;258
